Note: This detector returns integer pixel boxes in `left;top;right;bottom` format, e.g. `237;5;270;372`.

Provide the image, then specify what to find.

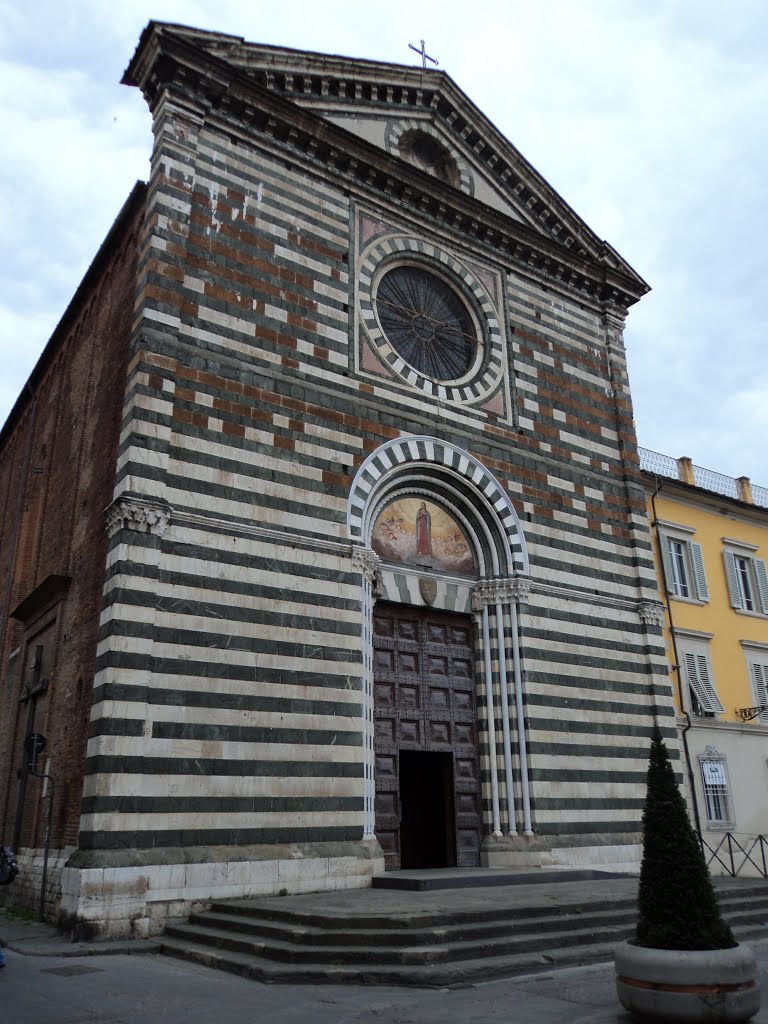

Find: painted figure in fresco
416;502;432;556
371;498;475;576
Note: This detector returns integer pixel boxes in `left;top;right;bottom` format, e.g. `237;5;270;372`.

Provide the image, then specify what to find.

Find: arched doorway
348;436;533;868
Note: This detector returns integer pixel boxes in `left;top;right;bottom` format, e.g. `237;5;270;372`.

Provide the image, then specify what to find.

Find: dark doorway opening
399;750;456;869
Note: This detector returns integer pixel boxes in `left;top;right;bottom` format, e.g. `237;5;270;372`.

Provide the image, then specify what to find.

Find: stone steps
177;902;636;948
158;878;768;986
164;916;635;966
159;934;638;987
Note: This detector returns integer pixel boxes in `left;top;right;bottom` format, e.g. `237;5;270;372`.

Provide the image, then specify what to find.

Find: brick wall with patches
0;187;145;915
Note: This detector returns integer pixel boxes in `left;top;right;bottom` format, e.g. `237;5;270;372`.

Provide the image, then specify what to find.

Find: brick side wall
0;190;146;862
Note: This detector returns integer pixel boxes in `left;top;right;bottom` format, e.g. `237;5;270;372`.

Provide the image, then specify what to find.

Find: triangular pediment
320;112;528;226
125;23;647;295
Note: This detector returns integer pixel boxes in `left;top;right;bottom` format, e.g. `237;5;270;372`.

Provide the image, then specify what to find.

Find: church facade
0;23;673;936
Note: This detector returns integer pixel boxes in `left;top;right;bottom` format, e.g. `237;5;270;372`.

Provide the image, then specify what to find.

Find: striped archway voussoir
347;435;529;575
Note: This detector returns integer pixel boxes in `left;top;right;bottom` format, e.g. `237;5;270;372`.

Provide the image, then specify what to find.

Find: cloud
0;0;766;487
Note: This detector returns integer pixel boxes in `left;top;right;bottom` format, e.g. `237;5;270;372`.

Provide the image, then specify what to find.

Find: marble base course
58;841;385;939
482;835;642;874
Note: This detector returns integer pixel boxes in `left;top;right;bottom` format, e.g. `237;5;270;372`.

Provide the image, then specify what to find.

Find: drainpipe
649;479;702;834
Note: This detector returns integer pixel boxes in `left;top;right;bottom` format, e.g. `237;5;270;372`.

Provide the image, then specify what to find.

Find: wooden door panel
373;602;482;869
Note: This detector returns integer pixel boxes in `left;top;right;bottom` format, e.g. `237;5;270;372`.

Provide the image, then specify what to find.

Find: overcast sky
1;0;766;486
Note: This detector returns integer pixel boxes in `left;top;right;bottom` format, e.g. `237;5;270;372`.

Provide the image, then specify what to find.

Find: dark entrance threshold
372;867;632;891
399;750;456;870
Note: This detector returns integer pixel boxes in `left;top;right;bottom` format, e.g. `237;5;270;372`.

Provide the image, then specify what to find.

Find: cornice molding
721;536;759;552
678;716;768;737
527;580;641;613
124;24;648;310
654;518;697;536
161;506;353;558
640;471;768;526
673;627;715;642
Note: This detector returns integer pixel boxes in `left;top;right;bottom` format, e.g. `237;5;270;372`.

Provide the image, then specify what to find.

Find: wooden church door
372;603;482;870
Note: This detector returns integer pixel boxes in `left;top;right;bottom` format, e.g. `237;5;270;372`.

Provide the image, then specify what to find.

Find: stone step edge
196;895;768;942
159;935;628;987
162;919;637;966
184;906;637;947
206;896;636;930
208;886;768;931
159;922;768;987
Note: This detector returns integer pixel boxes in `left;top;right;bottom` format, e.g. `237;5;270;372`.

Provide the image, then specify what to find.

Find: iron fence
698;832;768;879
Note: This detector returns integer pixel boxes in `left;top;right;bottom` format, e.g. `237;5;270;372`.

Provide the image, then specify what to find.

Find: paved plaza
2;910;768;1024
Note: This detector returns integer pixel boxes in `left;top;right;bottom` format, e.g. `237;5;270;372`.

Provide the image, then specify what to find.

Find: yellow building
641;449;768;869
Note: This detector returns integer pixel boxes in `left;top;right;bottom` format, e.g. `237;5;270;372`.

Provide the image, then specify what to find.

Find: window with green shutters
684;652;724;716
749;660;768;723
723;549;768;614
658;529;709;602
675;639;724;717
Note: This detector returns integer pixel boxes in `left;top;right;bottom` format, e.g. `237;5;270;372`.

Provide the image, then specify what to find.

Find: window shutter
753;558;768;615
690;541;709;602
723;551;743;609
658;530;675;594
752;663;768;723
684;652;724;713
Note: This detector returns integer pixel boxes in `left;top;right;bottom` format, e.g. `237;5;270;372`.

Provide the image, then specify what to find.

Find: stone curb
0;914;160;958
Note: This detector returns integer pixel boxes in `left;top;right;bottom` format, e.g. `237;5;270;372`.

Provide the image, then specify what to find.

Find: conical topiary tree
635;726;736;950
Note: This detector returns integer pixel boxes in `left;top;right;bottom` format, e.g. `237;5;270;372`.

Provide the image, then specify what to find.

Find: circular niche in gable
398;130;460;188
385;120;475;195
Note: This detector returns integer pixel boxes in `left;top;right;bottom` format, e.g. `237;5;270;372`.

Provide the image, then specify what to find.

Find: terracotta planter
615;940;760;1023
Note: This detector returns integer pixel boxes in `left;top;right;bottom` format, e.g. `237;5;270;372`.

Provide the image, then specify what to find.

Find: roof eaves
0;181;147;448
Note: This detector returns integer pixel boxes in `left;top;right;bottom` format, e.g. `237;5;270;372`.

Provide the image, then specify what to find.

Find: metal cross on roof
409;39;438;69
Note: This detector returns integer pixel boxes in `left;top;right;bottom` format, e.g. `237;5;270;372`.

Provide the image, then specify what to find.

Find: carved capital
472;576;530;610
106;497;171;538
352;547;381;585
600;304;627;352
638;600;665;627
601;303;626;330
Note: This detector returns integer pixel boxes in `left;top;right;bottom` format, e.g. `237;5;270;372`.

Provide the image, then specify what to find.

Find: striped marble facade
59;25;675;935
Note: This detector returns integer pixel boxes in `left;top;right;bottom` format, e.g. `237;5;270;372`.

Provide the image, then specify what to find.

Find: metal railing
638;447;681;480
692;465;740;500
699;831;768;879
638;447;768;510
